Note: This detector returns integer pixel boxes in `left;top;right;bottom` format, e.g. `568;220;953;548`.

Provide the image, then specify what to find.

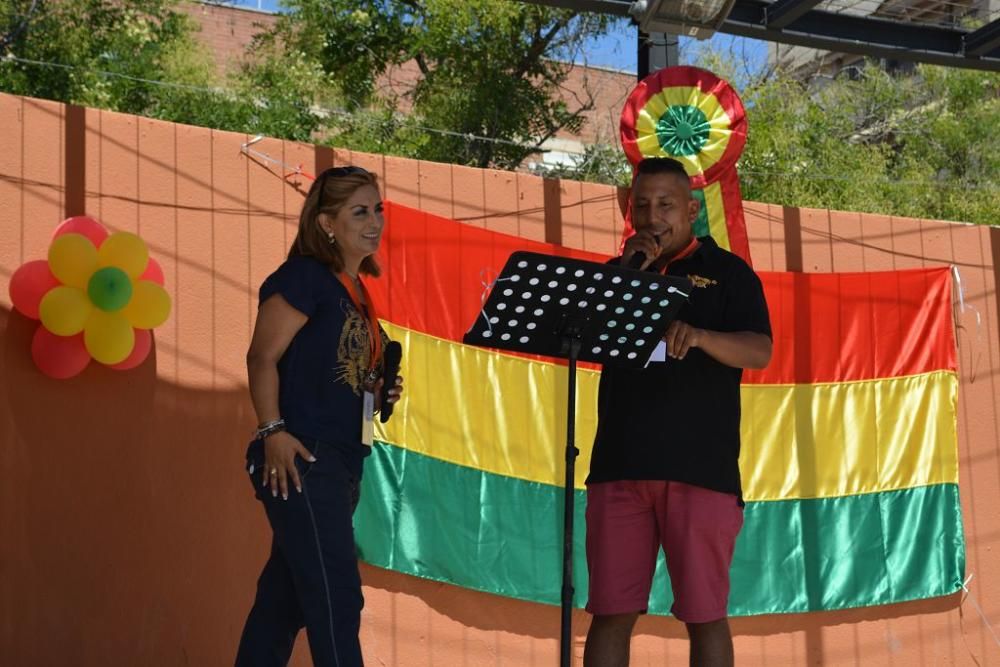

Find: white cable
953;265;966;313
952;265;984;343
239;135;310;178
2;55;543;151
3;55;229;94
477;268;515;336
962;573;1000;650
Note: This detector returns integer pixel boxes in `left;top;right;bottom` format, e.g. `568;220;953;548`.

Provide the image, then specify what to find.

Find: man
584;157;772;667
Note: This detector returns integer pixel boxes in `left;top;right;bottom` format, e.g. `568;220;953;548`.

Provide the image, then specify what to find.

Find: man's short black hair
635;157;689;181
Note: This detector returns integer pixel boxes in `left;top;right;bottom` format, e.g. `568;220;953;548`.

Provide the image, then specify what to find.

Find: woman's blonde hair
289;166;382;277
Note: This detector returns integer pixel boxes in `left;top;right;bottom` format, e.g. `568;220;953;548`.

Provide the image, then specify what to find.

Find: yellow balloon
123;280;172;329
98;232;148;278
39;286;92;336
84;310;135;365
48;233;98;288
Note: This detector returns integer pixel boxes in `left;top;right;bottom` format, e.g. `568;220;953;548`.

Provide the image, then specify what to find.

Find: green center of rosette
655;104;711;157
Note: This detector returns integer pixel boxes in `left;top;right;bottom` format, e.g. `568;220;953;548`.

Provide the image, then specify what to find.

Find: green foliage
2;1;995;225
146;40;333;142
737;62;1000;226
559;48;999;226
535;143;632;187
0;0;193;112
0;0;330;140
272;0;614;168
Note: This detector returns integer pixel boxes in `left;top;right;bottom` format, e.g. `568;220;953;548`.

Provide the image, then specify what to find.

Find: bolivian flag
357;201;965;615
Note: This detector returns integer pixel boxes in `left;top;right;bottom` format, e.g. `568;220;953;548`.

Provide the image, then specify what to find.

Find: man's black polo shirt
586;236;771;499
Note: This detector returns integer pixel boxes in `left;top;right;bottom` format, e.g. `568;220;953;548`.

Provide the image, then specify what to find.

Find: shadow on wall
0;302;964;662
0;305;263;665
361;557;962;642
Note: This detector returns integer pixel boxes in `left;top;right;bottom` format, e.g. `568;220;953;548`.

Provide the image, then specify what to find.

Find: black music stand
463;250;691;667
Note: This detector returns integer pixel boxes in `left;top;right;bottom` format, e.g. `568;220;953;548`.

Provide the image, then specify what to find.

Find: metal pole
637;30;680;79
560;337;582;667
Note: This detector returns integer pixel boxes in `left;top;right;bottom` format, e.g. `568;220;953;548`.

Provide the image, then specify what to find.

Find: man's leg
686;618;734;667
583;481;659;667
584;613;639;667
657;482;743;667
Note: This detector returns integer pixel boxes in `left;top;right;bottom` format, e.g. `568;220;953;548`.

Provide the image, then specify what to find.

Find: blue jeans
235;437;364;667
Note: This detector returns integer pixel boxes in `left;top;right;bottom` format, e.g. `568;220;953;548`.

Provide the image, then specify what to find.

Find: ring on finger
269;468;278;476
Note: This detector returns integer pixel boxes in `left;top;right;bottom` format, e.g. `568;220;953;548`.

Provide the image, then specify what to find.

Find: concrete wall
1;92;999;665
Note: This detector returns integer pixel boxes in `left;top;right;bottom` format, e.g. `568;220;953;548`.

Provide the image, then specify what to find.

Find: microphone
379;341;403;423
626;234;660;270
627;251;647;270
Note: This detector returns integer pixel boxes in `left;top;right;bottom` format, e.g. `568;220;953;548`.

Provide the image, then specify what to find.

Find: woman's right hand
262;431;316;500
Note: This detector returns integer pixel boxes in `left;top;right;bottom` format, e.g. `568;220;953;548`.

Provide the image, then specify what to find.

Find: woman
236;166;402;667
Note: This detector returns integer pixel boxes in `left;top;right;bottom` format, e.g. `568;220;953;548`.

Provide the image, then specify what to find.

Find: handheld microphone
626;234;660;270
627;251;647;270
379;341;403;423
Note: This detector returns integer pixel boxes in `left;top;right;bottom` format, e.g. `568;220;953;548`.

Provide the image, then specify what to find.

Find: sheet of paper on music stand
645;340;667;367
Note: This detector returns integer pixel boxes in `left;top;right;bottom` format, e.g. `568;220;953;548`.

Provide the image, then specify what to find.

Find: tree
533;143;632;186
0;0;329;141
265;0;615;169
735;60;1000;226
0;0;198;112
558;44;999;227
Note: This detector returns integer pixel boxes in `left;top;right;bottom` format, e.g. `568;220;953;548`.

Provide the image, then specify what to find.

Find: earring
327;232;336;245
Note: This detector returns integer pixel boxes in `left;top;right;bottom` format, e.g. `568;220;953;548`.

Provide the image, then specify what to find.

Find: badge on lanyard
337;272;383;447
362;390;375;446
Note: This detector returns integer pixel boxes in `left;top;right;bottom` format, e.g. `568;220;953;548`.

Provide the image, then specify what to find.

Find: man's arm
663;320;772;369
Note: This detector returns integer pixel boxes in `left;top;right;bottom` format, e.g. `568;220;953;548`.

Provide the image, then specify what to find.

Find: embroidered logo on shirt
688;274;718;288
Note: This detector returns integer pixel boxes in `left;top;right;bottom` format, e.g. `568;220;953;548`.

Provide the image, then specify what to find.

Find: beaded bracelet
254;418;286;440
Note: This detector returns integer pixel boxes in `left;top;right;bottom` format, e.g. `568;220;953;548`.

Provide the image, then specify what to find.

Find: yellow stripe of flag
377;323;959;501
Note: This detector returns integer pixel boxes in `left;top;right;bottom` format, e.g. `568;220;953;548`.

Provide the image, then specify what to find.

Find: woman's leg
236;442;364;667
292;460;364;667
235;540;304;667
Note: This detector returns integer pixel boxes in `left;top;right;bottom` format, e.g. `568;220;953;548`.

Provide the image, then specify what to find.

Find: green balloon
87;266;133;312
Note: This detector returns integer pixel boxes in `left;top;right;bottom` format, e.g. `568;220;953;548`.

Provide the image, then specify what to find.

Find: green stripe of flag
356;442;965;615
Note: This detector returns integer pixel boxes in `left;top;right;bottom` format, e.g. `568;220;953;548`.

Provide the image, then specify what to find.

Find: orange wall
1;92;999;666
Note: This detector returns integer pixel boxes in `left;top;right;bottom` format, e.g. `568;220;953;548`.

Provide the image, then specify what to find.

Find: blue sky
573;17;769;74
222;1;769;75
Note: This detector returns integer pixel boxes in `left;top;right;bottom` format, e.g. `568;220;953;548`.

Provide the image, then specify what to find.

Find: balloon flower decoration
8;216;171;379
620;66;752;265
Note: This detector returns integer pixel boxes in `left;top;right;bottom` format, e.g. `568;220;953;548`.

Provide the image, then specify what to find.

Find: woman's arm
246;294;313;499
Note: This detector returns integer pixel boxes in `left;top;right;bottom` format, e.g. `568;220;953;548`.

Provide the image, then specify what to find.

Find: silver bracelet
254;418;286;440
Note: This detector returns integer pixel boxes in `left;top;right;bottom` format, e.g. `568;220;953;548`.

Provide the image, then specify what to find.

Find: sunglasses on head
312;165;370;202
321;166;368;179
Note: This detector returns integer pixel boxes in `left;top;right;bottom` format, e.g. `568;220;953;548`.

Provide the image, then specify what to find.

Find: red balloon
109;327;152;370
53;216;108;248
9;260;60;320
31;327;91;379
139;256;165;286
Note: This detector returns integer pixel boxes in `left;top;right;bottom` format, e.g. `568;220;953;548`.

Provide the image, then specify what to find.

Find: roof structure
521;0;1000;71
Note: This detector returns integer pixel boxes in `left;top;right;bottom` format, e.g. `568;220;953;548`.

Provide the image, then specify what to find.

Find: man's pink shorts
585;480;743;623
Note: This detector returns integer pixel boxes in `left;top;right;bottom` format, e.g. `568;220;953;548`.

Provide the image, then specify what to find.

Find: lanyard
658;237;700;274
336;272;382;375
